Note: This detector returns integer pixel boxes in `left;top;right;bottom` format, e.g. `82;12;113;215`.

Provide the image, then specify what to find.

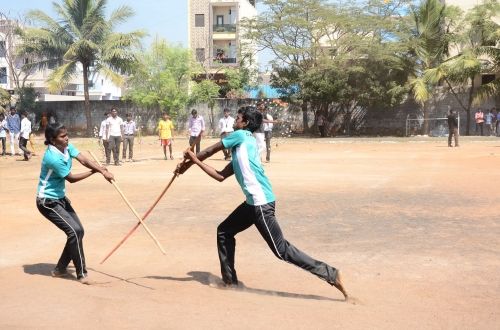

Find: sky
0;0;273;70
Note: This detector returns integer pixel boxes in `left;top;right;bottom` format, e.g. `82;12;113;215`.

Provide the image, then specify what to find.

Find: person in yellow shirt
157;113;175;160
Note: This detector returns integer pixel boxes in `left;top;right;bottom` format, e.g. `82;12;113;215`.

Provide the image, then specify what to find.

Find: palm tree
18;0;144;135
423;0;499;135
408;0;450;134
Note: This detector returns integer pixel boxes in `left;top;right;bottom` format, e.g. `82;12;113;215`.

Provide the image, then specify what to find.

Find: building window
216;15;224;26
195;14;204;27
0;41;6;58
482;74;496;85
196;48;205;62
0;67;7;84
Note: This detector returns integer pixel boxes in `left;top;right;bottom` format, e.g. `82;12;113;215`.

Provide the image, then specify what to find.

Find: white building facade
0;18;122;102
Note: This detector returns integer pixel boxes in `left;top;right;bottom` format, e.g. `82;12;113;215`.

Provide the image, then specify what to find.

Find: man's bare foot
333;271;349;301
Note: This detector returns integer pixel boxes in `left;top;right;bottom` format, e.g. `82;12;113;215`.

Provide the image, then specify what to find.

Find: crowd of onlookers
0;105;33;160
3;105;498;164
474;107;499;136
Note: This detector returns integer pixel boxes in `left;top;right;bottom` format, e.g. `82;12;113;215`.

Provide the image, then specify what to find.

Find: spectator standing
6;106;21;156
263;107;275;163
157;113;175;160
19;111;32;160
40;112;48;132
253;104;266;160
122;113;137;162
485;109;494;136
99;112;111;164
447;109;459;147
105;108;124;166
491;108;497;136
188;109;205;153
0;113;7;156
317;112;326;137
496;110;500;137
218;108;235;160
475;109;484;136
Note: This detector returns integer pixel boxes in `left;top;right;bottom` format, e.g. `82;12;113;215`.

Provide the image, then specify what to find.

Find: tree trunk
422;101;430;135
465;79;475;136
209;104;215;136
82;64;92;136
301;100;309;134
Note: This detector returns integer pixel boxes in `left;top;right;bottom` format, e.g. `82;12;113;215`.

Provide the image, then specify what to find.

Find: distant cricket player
177;106;349;300
36;123;114;284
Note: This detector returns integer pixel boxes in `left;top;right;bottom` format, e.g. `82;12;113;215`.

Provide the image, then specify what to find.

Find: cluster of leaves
243;0;499;135
124;39;194;119
16;0;144;134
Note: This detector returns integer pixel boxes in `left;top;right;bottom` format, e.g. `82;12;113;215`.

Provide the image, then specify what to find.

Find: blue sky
0;0;273;70
0;0;188;45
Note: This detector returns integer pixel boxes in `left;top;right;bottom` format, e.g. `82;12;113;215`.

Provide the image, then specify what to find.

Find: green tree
189;79;220;134
471;0;500;105
125;39;194;119
16;86;38;112
407;0;456;134
422;0;499;135
18;0;144;135
0;88;10;111
244;0;413;134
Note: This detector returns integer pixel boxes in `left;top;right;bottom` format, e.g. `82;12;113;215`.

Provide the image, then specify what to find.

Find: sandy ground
0;134;499;329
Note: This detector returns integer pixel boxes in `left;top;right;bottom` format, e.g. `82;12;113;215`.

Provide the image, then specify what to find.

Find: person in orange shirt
157;113;175;160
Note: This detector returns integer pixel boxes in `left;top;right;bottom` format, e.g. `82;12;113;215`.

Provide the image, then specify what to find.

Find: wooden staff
100;134;202;264
88;151;166;255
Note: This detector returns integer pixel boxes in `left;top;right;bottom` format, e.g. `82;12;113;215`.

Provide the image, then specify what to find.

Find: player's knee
74;226;84;238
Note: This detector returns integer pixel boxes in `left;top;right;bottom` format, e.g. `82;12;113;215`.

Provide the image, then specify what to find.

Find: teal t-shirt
222;130;275;206
37;144;80;199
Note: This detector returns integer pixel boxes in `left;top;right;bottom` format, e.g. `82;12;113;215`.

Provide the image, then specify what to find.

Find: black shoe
51;268;69;277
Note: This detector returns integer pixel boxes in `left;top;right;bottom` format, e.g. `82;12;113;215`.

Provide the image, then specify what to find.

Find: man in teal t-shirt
177;106;349;301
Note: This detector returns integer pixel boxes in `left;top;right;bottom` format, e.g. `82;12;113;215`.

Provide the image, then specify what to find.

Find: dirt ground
0;134;499;329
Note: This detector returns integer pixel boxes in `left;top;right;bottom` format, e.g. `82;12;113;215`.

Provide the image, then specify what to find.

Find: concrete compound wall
27;90;499;137
29;98;255;136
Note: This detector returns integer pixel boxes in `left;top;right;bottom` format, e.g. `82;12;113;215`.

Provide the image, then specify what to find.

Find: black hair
191;109;197;115
237;106;262;133
44;123;66;146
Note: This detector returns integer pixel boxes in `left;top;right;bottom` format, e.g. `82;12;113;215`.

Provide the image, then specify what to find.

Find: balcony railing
213;24;236;33
213;57;237;64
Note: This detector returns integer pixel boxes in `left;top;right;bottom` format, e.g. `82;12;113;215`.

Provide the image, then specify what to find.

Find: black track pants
36;197;87;278
217;201;338;285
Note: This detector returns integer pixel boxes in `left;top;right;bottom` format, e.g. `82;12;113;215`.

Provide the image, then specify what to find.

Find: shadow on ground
145;271;342;302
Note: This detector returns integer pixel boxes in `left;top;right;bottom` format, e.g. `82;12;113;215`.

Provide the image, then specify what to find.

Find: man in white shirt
105;108;124;166
99;112;111;164
218;108;235;160
19;111;32;160
0;113;7;156
188;109;205;153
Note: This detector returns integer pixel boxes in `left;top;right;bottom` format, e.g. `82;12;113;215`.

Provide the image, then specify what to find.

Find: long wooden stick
100;134;202;264
88;151;166;255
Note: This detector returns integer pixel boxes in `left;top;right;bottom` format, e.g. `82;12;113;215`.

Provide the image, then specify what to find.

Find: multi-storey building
188;0;258;79
0;18;122;102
